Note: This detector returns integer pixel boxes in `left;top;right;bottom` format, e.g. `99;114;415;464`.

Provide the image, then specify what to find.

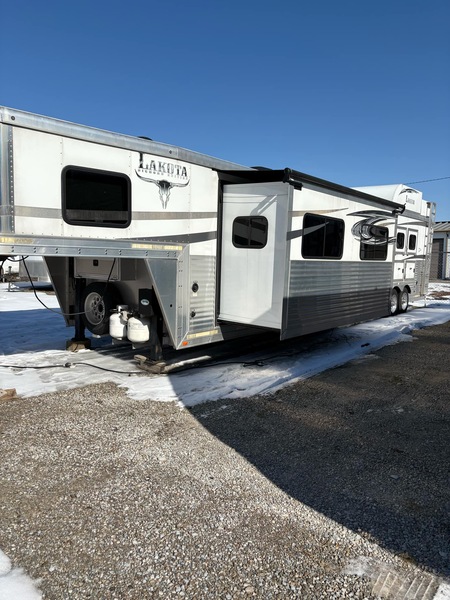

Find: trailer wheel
399;289;409;313
81;282;122;335
389;289;399;315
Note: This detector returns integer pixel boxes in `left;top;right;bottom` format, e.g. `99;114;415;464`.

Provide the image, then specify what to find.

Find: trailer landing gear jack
66;277;92;352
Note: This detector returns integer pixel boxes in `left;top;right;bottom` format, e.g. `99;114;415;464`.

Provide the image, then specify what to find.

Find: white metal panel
353;184;427;215
13;128;63;237
219;182;288;328
11;127;220;244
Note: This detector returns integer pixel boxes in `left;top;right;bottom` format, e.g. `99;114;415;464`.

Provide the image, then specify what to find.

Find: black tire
81;282;122;335
399;289;409;313
389;289;399;316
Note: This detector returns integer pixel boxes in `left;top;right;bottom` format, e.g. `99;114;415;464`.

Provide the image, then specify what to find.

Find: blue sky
2;0;449;219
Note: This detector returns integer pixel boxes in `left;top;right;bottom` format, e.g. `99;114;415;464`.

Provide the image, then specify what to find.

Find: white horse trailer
0;107;435;359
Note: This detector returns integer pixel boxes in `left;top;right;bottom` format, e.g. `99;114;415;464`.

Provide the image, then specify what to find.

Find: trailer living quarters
0;107;435;359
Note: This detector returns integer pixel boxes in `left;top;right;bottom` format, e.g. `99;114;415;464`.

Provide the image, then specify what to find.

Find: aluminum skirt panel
282;261;392;338
189;255;217;334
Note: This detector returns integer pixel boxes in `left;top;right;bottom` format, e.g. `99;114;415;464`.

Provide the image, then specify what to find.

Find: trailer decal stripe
12;207;217;221
287;229;303;240
290;208;348;217
131;211;217;220
14;206;61;218
128;231;217;244
396;216;429;225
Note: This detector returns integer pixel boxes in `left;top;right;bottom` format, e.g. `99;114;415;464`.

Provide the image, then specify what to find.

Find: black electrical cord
0;346;315;376
0;361;142;375
406;176;450;184
75;361;141;374
20;256;117;318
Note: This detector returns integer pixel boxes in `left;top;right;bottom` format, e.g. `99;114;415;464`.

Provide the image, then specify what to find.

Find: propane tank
127;314;150;343
109;306;129;340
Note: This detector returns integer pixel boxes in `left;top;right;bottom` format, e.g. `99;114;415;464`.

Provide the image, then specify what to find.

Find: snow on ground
0;548;41;600
1;282;450;407
1;282;450;599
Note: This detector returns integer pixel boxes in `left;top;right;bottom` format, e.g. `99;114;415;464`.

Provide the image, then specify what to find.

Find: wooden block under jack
0;389;17;402
134;353;216;375
66;338;92;352
134;355;167;374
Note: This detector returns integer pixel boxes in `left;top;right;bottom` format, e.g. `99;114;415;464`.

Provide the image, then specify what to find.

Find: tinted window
408;234;417;251
233;216;268;248
63;167;131;228
302;214;344;259
360;226;388;260
396;232;405;249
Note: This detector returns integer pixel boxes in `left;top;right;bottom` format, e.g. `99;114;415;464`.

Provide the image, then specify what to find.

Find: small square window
232;216;268;248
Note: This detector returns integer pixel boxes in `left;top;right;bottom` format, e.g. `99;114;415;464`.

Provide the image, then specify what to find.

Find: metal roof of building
433;221;450;232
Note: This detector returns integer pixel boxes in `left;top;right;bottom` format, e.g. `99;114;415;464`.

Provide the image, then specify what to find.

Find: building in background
431;222;450;280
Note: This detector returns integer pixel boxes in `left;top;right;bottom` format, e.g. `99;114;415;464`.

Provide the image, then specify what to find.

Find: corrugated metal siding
283;261;392;338
189;256;217;334
433;222;450;232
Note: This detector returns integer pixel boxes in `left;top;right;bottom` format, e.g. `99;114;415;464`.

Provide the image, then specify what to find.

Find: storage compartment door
219;183;288;329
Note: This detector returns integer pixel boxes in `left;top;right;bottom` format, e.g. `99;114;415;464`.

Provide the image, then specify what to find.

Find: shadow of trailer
0;107;435;360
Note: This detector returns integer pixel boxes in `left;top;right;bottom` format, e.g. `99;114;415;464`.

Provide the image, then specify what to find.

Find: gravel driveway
0;321;449;599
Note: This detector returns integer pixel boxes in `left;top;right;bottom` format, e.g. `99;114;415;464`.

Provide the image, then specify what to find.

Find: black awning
217;167;403;210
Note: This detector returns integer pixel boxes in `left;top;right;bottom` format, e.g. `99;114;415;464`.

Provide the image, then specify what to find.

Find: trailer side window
232;216;268;248
396;232;405;249
302;214;344;259
408;233;417;251
63;167;131;228
360;225;388;260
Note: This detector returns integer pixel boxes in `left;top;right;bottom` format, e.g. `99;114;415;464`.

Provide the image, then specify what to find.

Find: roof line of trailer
0;106;248;172
218;168;404;211
1;106;406;211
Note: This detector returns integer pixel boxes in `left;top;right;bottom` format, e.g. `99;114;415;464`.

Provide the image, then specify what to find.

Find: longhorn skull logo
136;153;190;209
137;175;189;209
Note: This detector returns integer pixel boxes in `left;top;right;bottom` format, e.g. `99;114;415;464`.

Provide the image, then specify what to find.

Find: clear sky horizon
2;0;449;219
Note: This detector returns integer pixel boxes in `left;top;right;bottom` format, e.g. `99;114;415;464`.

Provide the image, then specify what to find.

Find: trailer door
394;226;408;283
395;226;420;283
219;182;288;329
